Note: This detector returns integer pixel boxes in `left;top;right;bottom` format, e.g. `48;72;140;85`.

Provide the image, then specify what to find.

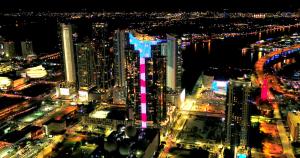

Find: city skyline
1;0;300;11
0;5;299;158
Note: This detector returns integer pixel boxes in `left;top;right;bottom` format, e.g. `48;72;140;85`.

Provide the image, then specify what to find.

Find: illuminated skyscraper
61;24;76;83
126;32;167;128
113;30;168;127
166;34;183;91
114;30;127;87
75;42;96;89
0;37;4;58
113;30;128;104
226;79;251;147
2;41;16;59
21;41;34;58
92;23;114;89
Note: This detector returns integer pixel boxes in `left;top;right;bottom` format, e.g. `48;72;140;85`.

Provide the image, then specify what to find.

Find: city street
255;44;299;158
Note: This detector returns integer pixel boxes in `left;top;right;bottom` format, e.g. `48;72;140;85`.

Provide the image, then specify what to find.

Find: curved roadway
255;44;300;100
255;44;300;158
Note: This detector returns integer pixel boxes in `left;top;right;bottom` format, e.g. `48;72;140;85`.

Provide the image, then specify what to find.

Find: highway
254;44;299;158
0;93;32;99
255;44;300;101
0;100;31;121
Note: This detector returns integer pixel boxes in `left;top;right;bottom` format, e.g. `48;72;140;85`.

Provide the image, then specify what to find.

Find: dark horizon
0;0;299;12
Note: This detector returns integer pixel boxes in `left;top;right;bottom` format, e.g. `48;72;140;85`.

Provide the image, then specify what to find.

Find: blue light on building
211;80;228;95
237;154;247;158
212;81;218;92
129;33;162;58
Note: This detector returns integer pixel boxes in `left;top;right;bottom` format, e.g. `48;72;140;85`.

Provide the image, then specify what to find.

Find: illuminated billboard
211;80;228;95
60;88;70;96
78;90;89;102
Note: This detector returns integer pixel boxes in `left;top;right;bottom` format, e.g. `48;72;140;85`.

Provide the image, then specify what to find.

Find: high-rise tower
75;42;96;89
0;37;5;58
114;30;127;87
112;30;128;104
21;41;34;58
0;37;16;59
166;34;183;91
61;24;76;83
226;79;251;147
166;34;176;90
113;30;169;128
92;23;114;89
127;31;167;128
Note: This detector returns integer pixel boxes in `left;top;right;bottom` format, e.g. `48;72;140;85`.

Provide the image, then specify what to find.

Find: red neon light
261;78;268;101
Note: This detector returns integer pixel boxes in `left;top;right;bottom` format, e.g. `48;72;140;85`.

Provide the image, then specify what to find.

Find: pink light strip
140;57;147;128
261;78;268;101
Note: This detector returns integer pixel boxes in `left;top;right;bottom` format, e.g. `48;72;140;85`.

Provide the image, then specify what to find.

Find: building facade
21;41;34;58
113;30;127;87
113;30;171;127
113;30;129;104
225;79;251;147
166;34;183;92
75;42;96;89
125;31;167;127
92;23;114;90
61;24;76;83
0;37;4;58
3;41;16;59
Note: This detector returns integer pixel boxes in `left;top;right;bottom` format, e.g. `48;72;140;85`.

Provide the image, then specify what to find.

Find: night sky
0;0;299;11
